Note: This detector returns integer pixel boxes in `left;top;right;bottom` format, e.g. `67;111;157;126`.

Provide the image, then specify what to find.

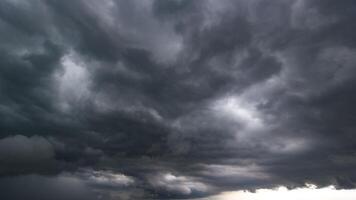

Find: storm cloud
1;0;356;199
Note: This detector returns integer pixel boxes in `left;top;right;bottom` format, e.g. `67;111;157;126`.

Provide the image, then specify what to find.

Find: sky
0;0;356;199
207;186;356;200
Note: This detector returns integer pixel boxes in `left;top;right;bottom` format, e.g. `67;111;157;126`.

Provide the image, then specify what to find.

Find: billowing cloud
1;0;356;199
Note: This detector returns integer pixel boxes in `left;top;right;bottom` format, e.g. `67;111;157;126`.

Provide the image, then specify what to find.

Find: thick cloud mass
1;0;356;199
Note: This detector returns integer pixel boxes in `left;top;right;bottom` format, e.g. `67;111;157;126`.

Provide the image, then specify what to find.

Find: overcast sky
0;0;356;199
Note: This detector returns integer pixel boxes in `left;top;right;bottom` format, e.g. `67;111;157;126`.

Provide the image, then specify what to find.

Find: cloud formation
1;0;356;199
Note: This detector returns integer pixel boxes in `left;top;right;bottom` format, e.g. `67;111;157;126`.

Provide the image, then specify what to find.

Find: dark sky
1;0;356;199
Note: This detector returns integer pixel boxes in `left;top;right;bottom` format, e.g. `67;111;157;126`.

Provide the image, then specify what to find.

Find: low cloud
0;135;56;176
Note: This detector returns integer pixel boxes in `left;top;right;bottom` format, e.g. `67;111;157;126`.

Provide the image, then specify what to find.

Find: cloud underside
1;0;356;199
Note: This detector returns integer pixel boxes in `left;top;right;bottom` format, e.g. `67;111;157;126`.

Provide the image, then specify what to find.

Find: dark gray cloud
0;0;356;199
0;135;57;176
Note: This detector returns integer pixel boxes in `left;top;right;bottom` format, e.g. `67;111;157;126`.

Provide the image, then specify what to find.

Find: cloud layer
1;0;356;199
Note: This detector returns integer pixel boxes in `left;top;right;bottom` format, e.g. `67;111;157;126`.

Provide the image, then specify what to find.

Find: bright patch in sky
213;96;264;130
207;186;356;200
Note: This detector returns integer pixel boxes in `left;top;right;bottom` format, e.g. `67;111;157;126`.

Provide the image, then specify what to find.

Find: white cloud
149;173;210;195
85;170;134;187
213;96;264;130
211;95;266;142
56;52;91;111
